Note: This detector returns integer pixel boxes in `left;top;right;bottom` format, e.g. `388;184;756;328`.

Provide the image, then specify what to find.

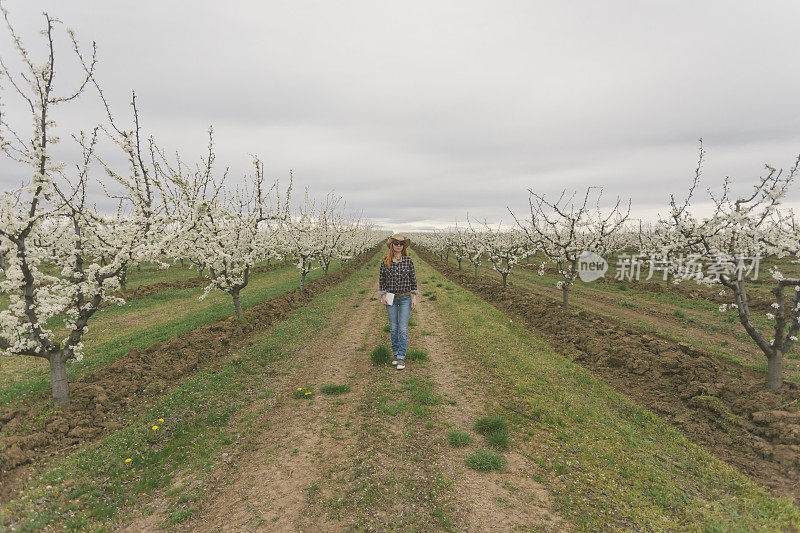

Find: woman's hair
382;240;408;266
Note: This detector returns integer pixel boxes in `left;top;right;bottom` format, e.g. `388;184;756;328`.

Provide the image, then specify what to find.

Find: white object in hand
385;293;395;305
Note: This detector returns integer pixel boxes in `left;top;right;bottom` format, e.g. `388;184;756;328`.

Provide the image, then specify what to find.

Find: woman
378;234;419;370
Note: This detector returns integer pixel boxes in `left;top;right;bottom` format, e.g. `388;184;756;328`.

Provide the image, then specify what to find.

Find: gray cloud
2;0;799;229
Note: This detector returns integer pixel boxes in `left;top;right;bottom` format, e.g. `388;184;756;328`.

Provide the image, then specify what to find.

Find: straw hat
386;233;410;246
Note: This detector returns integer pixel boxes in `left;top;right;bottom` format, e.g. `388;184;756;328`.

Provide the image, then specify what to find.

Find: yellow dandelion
297;387;302;391
305;392;311;396
158;418;164;422
125;458;132;463
152;425;159;430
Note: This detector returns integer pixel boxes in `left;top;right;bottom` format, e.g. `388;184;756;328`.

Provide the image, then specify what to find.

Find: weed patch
320;383;351;395
466;449;504;471
370;345;392;365
405;348;429;362
446;430;473;448
473;415;507;435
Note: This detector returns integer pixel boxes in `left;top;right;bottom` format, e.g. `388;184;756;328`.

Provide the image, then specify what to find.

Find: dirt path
121;271;567;531
131;282;384;532
412;294;568;531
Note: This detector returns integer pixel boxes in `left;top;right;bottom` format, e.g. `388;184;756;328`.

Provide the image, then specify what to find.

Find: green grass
473;415;507;435
485;428;510;450
405;348;429;362
466;449;504;471
414;254;800;531
0;253;381;530
446;430;473;448
401;377;441;408
473;416;509;450
319;383;351;395
370;345;393;366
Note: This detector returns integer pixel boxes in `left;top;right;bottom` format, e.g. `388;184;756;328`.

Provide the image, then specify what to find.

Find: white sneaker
392;357;398;366
396;361;405;370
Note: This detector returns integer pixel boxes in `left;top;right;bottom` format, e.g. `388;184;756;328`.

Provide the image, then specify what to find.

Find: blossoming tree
667;149;800;390
477;220;529;287
163;135;291;318
0;8;165;406
511;187;630;309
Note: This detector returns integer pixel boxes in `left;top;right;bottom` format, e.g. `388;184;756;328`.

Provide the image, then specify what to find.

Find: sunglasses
392;241;405;246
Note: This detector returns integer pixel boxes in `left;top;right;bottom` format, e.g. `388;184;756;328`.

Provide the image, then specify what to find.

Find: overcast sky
2;1;799;231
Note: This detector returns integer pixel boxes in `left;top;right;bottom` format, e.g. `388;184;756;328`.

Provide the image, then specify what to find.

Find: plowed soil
417;247;800;506
0;249;378;502
505;269;800;382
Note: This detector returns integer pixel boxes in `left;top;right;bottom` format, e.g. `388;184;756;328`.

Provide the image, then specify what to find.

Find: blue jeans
385;295;412;360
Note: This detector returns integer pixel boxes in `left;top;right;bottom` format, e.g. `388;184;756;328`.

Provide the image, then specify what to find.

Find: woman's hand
380;294;388;305
411;295;418;309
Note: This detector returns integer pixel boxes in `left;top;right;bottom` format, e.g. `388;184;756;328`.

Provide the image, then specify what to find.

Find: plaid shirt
378;256;419;295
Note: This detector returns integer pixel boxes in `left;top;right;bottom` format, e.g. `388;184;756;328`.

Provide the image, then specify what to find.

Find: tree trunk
458;258;462;270
119;265;128;292
768;351;783;390
232;289;243;319
501;272;508;287
562;286;569;309
474;264;479;277
300;271;307;293
49;352;69;408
